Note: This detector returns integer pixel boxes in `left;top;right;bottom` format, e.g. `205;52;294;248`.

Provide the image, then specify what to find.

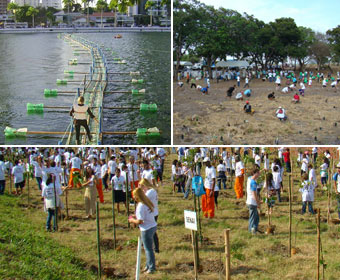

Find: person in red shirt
292;93;300;103
282;148;291;173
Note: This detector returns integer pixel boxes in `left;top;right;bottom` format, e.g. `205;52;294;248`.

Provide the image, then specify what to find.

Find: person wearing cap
234;155;245;199
333;163;340;219
202;157;216;218
243;101;254;115
276;106;287;121
69;96;98;145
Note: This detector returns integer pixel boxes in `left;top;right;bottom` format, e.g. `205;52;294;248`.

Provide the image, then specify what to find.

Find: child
308;164;317;188
111;168;126;213
42;174;62;231
300;154;309;176
299;174;315;214
12;160;25;195
320;158;329;188
264;172;275;214
217;160;227;190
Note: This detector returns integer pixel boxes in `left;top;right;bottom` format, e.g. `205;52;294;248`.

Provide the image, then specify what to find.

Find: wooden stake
191;230;198;280
197;196;203;244
289;174;292;257
224;229;231;280
96;201;102;279
317;208;320;280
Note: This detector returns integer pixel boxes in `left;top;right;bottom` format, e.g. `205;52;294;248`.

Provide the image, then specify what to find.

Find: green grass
0;194;96;280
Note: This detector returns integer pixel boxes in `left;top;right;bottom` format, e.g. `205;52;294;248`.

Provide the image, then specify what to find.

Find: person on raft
70;96;98;145
276;106;287;121
244;101;254;115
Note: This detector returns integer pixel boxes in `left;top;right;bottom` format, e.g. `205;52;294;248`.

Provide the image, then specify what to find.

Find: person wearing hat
202;157;216;218
333;163;340;219
69;96;98;145
243;101;254;115
276;106;287;121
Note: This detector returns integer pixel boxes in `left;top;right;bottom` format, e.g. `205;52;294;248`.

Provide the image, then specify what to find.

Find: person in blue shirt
333;163;340;219
246;168;262;234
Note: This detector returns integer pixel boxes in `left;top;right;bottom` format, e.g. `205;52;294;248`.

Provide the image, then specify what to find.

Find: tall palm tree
26;7;39;28
63;0;75;25
96;0;108;28
81;0;92;26
7;2;19;23
145;0;156;26
108;0;118;27
109;0;140;26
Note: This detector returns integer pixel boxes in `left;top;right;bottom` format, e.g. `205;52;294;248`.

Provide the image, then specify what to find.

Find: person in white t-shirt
141;160;155;186
299;174;315;214
42;174;63;231
31;156;44;191
12;160;25;195
139;178;159;253
108;155;117;180
129;188;157;274
111;168;126;213
202;157;216;218
320;158;329;188
234;156;245;199
69;154;82;188
101;159;109;191
300;154;309;176
217;159;227;190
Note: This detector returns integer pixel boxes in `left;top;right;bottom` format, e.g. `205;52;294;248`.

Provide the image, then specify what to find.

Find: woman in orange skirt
234;156;245;199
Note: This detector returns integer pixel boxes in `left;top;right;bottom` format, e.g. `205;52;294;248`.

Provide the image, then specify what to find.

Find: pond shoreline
0;26;171;34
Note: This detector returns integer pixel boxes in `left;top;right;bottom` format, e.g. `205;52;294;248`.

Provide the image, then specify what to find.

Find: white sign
184;210;197;231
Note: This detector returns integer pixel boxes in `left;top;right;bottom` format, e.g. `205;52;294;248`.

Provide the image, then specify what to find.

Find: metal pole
126;172;130;228
111;186;116;249
96;201;102;279
317;208;320;280
289;174;292;257
53;176;58;231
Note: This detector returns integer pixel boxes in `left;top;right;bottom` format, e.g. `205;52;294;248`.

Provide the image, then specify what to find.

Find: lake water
0;32;170;145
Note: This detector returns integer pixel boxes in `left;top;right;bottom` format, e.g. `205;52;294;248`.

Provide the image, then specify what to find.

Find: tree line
174;0;340;78
6;0;170;28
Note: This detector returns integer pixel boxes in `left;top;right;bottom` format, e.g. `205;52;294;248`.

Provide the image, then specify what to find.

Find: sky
199;0;339;33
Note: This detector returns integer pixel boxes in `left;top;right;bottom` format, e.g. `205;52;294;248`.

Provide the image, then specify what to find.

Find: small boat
114;34;122;39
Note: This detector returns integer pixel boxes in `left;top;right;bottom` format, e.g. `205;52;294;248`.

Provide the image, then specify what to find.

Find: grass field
1;149;340;279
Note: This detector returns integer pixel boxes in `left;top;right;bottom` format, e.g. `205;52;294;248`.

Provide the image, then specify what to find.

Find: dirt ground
174;78;340;145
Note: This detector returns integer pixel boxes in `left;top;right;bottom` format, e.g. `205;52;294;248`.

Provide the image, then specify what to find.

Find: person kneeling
268;92;275;100
276;106;287;121
244;101;255;115
292;93;300;103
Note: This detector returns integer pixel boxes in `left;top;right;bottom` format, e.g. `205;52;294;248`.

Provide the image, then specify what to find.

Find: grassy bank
0;194;96;280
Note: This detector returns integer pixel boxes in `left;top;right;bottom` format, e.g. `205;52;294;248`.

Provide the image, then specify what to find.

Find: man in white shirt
90;157;104;203
202;157;216;219
156;148;166;172
127;156;140;193
108;155;117;180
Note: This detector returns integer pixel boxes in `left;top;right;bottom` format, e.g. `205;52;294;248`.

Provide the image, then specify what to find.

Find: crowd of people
0;147;166;275
173;147;340;234
178;68;340;122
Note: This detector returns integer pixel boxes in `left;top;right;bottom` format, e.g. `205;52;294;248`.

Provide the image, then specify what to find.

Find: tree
63;0;75;25
145;0;156;26
108;0;118;27
290;27;315;71
327;25;340;65
173;0;200;78
96;0;108;28
26;7;39;28
7;2;19;23
311;33;331;70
